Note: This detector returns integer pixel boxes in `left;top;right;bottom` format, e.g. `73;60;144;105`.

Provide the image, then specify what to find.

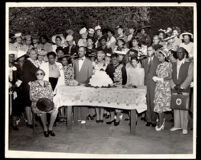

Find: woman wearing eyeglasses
30;69;58;137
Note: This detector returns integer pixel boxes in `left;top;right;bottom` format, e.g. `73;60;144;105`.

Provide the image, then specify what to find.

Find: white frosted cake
89;70;113;87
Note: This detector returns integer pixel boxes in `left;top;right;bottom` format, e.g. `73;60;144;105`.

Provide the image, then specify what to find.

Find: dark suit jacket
141;56;160;86
73;57;93;84
63;45;78;56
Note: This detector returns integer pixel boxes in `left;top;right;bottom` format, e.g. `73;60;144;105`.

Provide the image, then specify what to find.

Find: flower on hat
14;32;22;38
79;27;88;35
88;28;95;34
66;35;74;41
95;25;101;31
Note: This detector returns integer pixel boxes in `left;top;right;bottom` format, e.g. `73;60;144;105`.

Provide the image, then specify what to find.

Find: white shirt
176;58;185;79
78;56;86;71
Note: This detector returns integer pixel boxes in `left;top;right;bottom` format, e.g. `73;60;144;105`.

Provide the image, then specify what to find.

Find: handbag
171;89;190;110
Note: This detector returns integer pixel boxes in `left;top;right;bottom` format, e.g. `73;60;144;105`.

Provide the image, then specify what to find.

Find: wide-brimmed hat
17;50;27;59
36;98;54;113
180;32;193;39
52;34;65;44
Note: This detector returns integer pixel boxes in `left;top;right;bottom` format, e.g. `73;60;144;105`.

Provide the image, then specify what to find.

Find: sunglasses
36;73;44;76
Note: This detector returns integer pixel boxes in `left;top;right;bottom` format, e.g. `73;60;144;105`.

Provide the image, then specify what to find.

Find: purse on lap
171;89;190;110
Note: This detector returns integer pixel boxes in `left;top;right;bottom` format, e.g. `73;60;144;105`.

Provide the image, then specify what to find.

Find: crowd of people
8;24;194;137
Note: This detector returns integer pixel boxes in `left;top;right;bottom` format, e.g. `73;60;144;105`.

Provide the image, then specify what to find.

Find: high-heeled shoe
155;119;165;131
106;119;115;124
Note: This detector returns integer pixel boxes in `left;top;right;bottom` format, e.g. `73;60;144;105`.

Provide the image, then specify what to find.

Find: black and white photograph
5;2;197;158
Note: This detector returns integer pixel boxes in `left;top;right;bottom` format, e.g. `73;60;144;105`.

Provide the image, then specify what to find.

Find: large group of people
8;23;194;137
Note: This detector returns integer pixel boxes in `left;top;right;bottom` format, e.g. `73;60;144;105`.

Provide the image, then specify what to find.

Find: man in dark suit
73;46;93;124
142;46;160;127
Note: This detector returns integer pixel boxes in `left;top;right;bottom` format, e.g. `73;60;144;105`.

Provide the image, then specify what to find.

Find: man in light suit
73;46;93;124
142;46;160;127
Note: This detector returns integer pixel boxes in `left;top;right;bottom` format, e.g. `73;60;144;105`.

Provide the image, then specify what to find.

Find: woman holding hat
30;69;58;137
179;32;194;59
152;49;172;131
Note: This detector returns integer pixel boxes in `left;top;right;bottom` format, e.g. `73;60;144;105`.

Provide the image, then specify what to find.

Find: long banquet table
53;85;147;135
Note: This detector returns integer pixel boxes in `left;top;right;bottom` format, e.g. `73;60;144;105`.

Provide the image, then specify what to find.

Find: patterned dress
30;80;55;115
154;61;172;113
63;64;74;86
113;64;124;86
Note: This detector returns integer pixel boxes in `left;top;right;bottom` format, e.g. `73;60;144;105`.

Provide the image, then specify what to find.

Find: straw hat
52;34;65;44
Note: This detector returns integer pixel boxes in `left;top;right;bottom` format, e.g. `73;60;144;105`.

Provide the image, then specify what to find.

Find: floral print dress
113;64;124;86
63;64;75;86
154;61;172;113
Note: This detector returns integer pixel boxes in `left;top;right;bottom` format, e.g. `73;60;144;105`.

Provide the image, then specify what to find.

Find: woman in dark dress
22;48;39;128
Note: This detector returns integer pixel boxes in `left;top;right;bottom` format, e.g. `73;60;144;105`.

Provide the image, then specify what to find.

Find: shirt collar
177;58;186;65
79;56;86;61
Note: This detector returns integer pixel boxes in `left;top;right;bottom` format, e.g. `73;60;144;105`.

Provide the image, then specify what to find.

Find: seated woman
30;69;58;137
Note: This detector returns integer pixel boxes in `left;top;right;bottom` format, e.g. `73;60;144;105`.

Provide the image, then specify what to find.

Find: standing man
73;46;93;124
170;47;193;135
142;46;160;127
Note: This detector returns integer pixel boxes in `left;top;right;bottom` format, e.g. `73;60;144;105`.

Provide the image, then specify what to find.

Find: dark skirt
49;77;58;91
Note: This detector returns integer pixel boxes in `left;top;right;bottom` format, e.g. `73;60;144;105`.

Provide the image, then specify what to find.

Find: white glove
15;80;22;87
152;76;158;82
13;91;17;99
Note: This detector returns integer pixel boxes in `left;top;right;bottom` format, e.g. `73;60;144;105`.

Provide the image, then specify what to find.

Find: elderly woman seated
29;69;58;137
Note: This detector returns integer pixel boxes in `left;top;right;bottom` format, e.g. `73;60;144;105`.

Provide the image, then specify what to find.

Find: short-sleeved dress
154;61;172;113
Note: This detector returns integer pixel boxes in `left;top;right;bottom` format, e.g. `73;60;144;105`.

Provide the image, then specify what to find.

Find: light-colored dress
154;61;172;113
126;63;145;86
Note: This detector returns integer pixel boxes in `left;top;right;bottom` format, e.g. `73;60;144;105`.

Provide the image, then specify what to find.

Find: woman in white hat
51;34;66;53
13;32;23;51
179;32;194;59
152;49;172;131
77;27;88;47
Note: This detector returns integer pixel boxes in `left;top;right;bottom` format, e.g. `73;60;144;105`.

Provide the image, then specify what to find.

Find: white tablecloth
53;85;147;113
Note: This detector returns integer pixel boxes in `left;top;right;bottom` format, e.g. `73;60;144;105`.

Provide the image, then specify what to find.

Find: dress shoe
96;120;100;123
146;122;151;126
170;127;182;131
48;130;56;136
106;119;115;124
182;129;188;135
99;120;104;123
44;131;49;137
151;123;156;127
114;120;120;126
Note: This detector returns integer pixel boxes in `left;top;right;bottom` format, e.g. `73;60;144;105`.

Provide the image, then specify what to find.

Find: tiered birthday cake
89;70;113;87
